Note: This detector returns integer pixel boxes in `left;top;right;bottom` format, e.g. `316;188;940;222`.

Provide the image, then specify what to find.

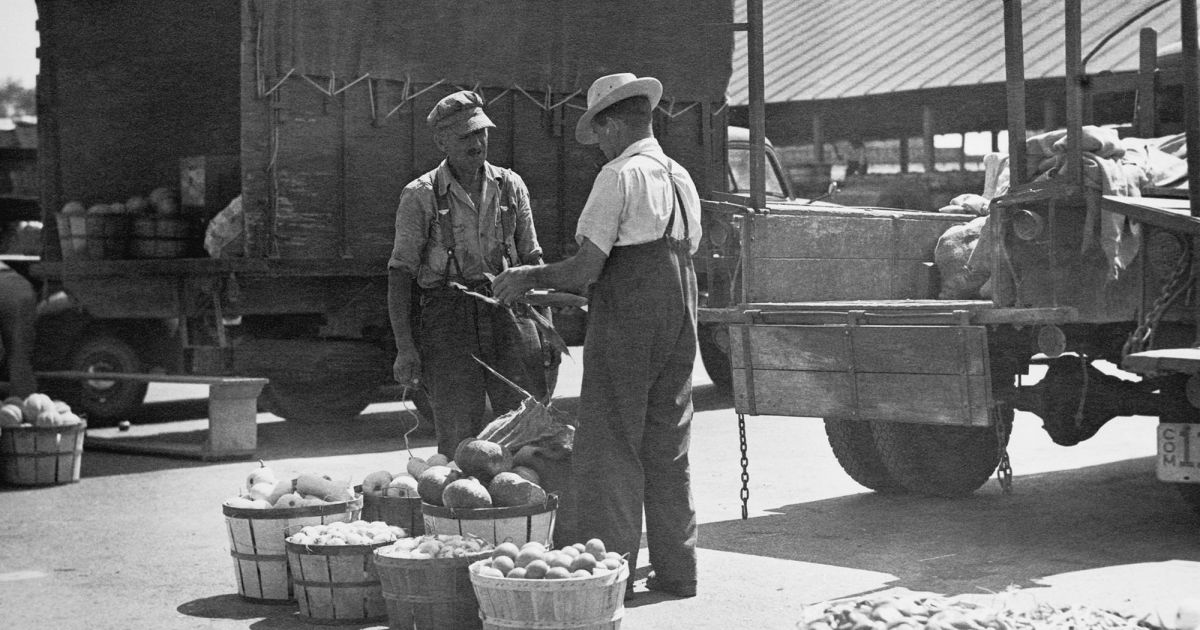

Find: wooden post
1043;97;1057;131
959;134;967;171
1136;28;1158;138
1064;0;1084;186
812;112;825;164
899;137;910;173
991;129;1000;153
747;0;766;211
1003;0;1027;186
922;105;936;173
1181;0;1200;216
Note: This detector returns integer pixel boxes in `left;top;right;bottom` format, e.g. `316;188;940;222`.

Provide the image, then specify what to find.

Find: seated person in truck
387;90;557;460
0;261;37;397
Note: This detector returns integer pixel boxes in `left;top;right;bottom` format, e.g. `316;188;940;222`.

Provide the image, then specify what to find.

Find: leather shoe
645;571;696;598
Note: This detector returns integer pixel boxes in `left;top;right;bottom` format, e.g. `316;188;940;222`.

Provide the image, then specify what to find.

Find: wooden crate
222;497;362;602
422;495;558;548
0;422;86;486
286;539;389;624
729;322;993;426
740;208;970;303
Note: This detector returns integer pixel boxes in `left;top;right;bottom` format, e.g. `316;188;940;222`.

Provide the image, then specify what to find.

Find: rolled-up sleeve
574;167;623;256
388;179;432;273
508;171;543;264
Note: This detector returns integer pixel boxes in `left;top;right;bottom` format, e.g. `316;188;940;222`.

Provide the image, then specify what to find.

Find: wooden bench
35;371;268;461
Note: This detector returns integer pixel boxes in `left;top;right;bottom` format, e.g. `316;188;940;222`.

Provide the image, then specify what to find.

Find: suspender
431;168;519;287
636;153;691;243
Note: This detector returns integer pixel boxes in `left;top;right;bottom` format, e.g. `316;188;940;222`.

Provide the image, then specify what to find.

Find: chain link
994;405;1013;494
1122;242;1194;359
738;413;750;520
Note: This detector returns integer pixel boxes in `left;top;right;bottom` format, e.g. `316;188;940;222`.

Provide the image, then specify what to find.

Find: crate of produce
129;215;201;259
468;543;630;630
0;421;86;486
374;534;493;630
284;521;407;624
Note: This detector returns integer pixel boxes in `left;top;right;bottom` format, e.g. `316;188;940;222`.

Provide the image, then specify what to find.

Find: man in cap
388;90;555;460
493;73;701;598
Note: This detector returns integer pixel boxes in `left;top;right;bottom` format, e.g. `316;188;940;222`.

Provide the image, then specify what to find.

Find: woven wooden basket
421;494;558;548
374;548;492;630
355;485;425;535
222;496;363;602
469;559;630;630
0;422;86;486
285;535;390;624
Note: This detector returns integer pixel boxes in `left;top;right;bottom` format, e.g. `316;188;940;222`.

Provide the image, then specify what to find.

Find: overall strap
498;169;519;269
636;153;691;242
433;170;465;286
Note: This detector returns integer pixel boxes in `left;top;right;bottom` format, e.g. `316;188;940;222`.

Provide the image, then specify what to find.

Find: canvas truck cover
240;0;733;261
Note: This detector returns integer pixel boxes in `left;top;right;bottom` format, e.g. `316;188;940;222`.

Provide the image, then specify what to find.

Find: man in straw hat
494;73;701;598
388;90;557;460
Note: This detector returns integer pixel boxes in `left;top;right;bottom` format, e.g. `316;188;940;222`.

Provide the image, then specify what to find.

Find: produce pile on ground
471;539;625;581
59;186;180;219
285;521;407;546
0;393;84;431
411;439;550;509
223;461;357;509
800;592;1198;630
375;534;492;559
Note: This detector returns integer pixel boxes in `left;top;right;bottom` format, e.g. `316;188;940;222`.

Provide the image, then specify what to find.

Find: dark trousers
572;236;698;584
0;269;36;397
417;289;547;459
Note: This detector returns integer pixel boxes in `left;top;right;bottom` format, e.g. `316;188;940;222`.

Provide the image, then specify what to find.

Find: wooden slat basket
355;485;425;535
222;496;362;602
374;548;492;630
129;215;200;259
285;534;390;625
422;494;558;548
0;422;87;486
469;558;630;630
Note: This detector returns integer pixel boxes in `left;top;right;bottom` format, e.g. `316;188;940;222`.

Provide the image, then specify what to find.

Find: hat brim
575;78;663;145
438;109;496;137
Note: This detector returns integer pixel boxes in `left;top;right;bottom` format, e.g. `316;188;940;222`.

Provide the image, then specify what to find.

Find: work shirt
575;137;703;256
389;161;542;289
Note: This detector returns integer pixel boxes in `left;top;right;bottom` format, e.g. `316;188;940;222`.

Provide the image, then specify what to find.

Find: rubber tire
698;322;733;392
68;335;148;425
870;408;1012;498
243;339;386;424
1178;484;1200;517
823;418;906;493
264;379;376;424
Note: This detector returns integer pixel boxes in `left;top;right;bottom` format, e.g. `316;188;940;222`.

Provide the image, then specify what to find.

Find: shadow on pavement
177;594;386;629
697;456;1200;596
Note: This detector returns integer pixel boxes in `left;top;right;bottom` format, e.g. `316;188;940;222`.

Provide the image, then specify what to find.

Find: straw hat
575;73;663;145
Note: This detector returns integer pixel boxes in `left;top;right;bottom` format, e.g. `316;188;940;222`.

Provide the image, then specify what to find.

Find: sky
1;0;40;88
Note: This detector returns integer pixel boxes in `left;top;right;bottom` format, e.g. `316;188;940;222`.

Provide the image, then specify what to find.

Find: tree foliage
0;79;35;118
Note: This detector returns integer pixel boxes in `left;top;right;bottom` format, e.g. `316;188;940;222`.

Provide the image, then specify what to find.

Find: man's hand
493;265;539;305
393;344;421;386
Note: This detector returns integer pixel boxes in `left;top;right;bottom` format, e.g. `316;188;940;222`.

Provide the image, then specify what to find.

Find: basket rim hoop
421;492;559;520
0;421;87;436
222;494;363;518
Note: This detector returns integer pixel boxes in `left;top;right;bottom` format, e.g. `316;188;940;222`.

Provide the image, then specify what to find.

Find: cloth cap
427;90;495;135
575;73;663;145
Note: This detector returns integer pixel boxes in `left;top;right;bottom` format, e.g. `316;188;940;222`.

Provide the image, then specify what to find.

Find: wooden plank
751;213;955;260
748;258;937;302
38;371;267;386
732;367;990;425
1101;195;1200;235
729;325;987;375
1123;347;1200;374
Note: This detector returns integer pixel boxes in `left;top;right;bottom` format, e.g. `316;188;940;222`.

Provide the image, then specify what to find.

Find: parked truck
709;0;1200;514
28;0;762;424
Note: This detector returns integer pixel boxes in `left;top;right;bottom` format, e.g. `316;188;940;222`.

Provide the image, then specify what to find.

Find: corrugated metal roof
730;0;1186;105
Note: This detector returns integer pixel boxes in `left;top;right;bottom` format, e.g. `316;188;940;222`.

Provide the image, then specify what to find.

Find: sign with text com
1158;423;1200;483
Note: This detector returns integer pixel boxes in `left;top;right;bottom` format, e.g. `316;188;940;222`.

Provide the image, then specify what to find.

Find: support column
812;112;825;163
922;105;936;173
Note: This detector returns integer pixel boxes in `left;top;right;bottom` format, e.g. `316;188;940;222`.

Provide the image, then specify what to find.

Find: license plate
1157;423;1200;483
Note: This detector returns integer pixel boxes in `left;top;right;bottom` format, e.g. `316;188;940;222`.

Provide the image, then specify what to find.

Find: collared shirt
389;160;542;289
575;137;703;256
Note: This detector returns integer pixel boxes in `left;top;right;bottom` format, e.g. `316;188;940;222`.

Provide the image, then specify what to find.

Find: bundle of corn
472;357;574;457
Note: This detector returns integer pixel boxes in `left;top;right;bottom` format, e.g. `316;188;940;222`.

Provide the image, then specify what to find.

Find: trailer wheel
238;339;387;423
870;407;1011;498
264;379;376;424
698;323;733;392
68;335;148;425
823;418;905;493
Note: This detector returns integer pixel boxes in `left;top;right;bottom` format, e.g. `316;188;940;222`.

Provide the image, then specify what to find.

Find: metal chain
738;412;750;520
1122;242;1194;359
993;405;1013;494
